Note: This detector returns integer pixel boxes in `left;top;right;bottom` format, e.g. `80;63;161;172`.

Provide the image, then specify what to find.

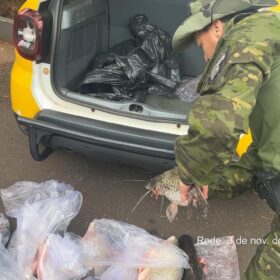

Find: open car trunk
53;0;205;123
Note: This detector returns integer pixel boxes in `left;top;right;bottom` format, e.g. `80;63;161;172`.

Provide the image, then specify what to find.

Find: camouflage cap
172;0;277;52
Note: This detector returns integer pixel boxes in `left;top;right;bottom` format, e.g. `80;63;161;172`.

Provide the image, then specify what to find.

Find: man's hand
179;179;208;202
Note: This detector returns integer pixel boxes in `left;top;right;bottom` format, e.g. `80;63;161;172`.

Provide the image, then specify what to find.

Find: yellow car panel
271;0;280;11
11;0;40;118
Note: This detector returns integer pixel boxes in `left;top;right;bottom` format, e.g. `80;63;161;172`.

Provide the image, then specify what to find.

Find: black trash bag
92;39;137;69
81;47;151;101
79;14;181;101
147;55;181;96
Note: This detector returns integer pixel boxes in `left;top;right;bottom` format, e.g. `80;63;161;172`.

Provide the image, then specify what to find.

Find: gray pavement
0;41;275;275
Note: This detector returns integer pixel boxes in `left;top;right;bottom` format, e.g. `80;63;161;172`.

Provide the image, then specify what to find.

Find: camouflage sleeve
208;144;261;199
175;62;263;188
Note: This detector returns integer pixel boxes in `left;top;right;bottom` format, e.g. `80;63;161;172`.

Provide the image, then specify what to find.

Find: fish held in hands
145;167;208;222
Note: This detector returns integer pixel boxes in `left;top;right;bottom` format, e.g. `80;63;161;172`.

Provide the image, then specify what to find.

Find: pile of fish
0;180;191;280
0;180;240;280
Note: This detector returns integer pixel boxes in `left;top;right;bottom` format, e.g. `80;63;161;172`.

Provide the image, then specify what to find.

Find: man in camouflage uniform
172;0;280;278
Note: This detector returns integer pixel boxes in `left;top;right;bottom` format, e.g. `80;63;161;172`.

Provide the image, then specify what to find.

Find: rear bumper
16;109;177;170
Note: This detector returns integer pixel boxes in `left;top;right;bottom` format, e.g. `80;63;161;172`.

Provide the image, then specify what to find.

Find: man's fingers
201;185;209;199
181;192;188;202
151;189;160;199
179;180;191;202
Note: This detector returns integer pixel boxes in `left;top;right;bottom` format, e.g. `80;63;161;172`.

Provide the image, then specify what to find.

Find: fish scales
137;236;189;280
145;167;208;222
140;267;184;280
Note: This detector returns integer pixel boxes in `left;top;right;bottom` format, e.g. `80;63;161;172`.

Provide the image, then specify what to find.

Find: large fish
134;167;208;223
137;235;206;280
84;221;193;280
137;236;185;280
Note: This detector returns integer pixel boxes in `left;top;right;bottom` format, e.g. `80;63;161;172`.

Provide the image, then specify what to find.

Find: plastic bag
174;75;201;103
0;181;42;217
1;180;82;279
0;244;23;280
195;236;240;280
81;47;150;101
79;14;180;101
37;233;98;280
0;213;10;246
7;230;17;261
0;180;75;217
100;266;137;280
83;219;190;279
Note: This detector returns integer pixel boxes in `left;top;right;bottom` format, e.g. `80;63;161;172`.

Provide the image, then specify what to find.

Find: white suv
12;0;208;170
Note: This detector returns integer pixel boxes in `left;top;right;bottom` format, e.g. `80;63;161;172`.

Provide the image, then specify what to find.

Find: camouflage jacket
175;11;280;197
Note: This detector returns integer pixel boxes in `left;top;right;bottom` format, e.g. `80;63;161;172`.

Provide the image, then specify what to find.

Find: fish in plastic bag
83;221;112;276
136;236;184;280
0;180;82;279
195;236;240;280
83;219;190;280
95;236;185;280
37;233;98;280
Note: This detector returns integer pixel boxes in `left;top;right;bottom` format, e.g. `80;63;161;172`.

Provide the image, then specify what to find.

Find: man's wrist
178;168;194;186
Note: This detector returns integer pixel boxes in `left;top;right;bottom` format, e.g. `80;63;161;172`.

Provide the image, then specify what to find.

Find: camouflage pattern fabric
175;11;280;199
243;215;280;280
172;0;277;52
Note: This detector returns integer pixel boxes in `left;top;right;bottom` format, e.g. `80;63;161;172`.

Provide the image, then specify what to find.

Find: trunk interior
53;0;206;122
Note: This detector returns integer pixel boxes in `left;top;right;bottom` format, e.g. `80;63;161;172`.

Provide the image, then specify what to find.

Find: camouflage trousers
207;153;280;278
242;215;280;280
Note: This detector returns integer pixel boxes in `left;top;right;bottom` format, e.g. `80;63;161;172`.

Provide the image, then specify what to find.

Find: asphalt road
0;41;275;275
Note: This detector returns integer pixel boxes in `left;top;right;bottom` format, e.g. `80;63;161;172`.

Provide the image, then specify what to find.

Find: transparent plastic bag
0;244;24;280
174;75;201;103
37;233;98;280
1;180;82;279
0;180;75;217
100;266;137;280
0;213;10;246
17;191;82;278
195;236;240;280
83;219;190;279
7;230;17;261
0;181;41;217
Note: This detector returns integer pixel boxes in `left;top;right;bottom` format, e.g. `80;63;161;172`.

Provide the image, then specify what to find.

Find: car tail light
13;9;44;61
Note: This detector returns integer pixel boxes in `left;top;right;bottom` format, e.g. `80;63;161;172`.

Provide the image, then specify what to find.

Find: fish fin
137;267;153;280
166;203;178;223
166;235;178;246
188;186;209;218
193;186;209;217
131;190;151;214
